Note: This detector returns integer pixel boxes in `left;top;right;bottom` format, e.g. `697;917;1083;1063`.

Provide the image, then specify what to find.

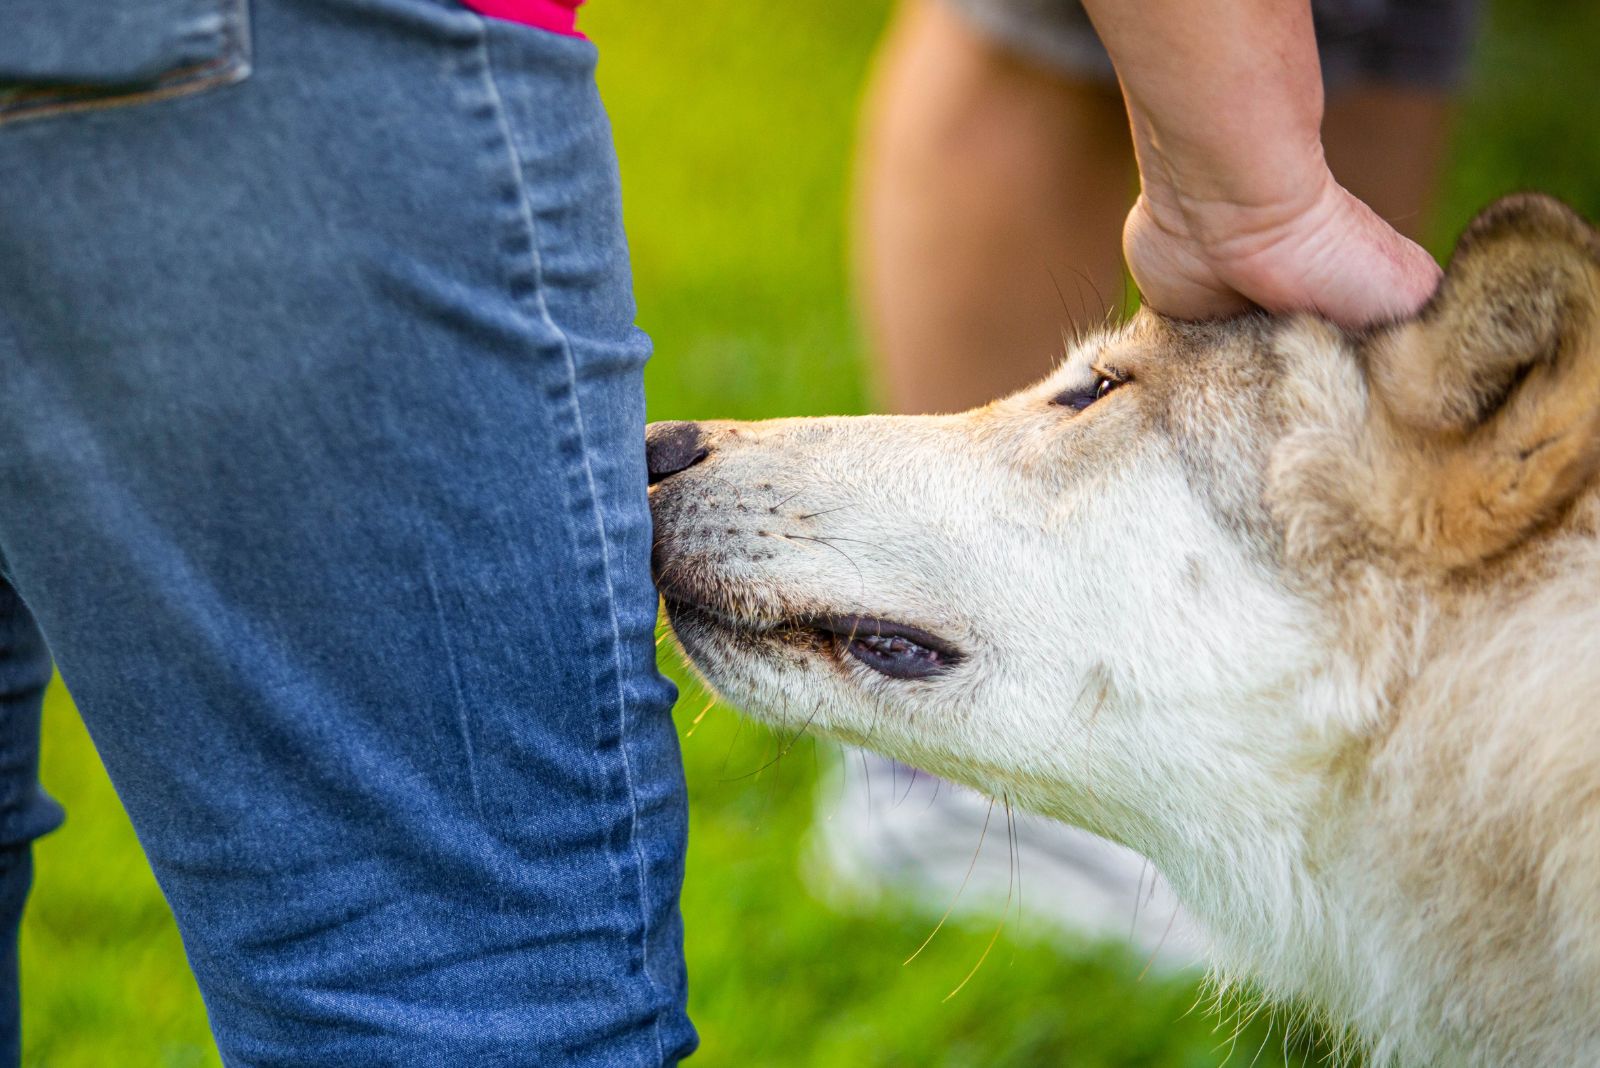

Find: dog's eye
1051;373;1124;412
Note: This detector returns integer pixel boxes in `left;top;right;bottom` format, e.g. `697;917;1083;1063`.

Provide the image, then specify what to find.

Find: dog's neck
1044;678;1432;1063
1116;626;1581;1068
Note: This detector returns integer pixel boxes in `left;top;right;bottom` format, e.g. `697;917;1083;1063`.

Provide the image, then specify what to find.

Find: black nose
645;421;709;484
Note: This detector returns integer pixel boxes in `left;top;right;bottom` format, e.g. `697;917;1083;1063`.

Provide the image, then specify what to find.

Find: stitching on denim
0;0;253;127
473;19;668;1063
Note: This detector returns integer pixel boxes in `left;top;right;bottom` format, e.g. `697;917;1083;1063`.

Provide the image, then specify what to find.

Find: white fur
652;295;1600;1066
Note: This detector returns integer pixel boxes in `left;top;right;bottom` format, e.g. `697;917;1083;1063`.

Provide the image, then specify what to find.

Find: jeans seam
472;20;666;1065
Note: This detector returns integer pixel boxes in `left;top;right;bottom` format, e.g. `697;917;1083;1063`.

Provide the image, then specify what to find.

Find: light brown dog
647;195;1600;1067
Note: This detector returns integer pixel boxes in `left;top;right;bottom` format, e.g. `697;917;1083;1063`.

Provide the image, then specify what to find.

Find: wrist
1134;140;1340;269
1089;0;1330;227
1125;173;1441;327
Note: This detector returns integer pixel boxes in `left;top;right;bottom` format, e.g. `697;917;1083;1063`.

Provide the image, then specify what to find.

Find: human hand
1075;0;1443;331
1123;164;1442;329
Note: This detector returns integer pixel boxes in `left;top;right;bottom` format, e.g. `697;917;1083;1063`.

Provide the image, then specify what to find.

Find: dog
646;194;1600;1067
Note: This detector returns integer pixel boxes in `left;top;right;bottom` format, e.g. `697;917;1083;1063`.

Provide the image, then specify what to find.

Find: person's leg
0;583;66;1065
0;0;691;1063
854;0;1133;415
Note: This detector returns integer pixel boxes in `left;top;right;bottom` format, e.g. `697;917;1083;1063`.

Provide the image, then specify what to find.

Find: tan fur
649;195;1600;1065
1361;196;1600;568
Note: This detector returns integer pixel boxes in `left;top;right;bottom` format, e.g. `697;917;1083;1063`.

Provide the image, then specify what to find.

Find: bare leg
1323;87;1454;244
853;0;1133;414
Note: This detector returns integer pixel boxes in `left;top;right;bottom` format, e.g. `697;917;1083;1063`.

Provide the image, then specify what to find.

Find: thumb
1304;189;1442;328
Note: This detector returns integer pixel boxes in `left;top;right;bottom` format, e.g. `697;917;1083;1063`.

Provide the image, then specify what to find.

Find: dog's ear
1363;194;1600;568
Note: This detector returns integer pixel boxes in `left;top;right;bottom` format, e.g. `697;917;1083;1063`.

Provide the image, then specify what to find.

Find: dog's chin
658;596;835;717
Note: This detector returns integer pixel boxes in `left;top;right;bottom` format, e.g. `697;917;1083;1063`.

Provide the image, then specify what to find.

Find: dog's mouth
808;614;965;679
661;595;964;681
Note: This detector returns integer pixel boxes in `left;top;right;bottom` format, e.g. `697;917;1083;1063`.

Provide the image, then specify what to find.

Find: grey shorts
942;0;1481;92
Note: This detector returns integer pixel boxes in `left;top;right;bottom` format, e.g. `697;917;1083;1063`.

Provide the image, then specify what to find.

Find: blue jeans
0;1;695;1063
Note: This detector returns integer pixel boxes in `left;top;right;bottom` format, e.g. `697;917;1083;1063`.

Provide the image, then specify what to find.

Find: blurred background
22;1;1600;1064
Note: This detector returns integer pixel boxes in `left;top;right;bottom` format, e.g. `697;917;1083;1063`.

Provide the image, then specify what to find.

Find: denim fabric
0;0;250;90
0;0;694;1063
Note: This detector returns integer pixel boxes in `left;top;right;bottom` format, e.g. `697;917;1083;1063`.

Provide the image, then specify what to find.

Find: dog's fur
648;195;1600;1066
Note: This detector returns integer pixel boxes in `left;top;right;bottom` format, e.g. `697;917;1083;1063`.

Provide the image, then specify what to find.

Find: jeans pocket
0;0;251;126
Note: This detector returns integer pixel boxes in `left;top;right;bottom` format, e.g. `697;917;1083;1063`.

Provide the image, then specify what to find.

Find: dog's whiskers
1134;905;1182;984
770;488;806;512
717;708;747;777
859;748;873;818
719;694;825;782
941;907;1006;1003
941;791;1017;1002
1008;795;1024;934
684;695;717;738
794;504;855;520
894;765;919;808
903;796;995;967
776;532;866;595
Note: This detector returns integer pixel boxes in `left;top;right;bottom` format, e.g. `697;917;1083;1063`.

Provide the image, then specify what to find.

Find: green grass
22;1;1600;1064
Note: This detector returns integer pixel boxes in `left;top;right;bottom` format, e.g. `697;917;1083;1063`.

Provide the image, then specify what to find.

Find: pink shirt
461;0;585;38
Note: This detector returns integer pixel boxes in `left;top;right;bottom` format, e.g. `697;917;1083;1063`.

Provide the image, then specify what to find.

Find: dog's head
647;195;1600;867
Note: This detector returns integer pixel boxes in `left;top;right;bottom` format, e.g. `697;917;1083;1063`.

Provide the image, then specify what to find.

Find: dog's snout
645;421;710;485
